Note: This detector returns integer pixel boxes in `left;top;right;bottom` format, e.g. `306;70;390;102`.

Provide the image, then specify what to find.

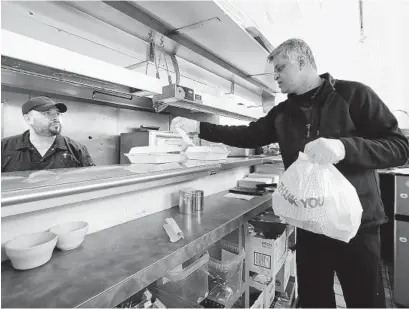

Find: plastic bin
157;251;209;304
115;286;201;308
207;241;245;303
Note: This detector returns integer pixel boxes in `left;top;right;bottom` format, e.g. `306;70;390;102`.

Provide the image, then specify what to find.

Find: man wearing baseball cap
2;96;95;172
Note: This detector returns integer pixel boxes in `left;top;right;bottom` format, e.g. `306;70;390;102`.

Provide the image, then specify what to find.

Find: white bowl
50;221;89;251
5;232;57;270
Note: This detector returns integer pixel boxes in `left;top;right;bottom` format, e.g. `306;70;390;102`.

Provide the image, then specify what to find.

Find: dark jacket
2;130;95;172
200;73;409;228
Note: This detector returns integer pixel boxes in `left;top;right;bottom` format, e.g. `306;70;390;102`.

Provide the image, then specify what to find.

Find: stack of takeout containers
124;141;229;165
184;144;229;161
176;127;229;162
125;145;184;164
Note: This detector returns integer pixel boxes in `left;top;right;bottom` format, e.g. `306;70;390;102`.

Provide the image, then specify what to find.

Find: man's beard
32;124;61;136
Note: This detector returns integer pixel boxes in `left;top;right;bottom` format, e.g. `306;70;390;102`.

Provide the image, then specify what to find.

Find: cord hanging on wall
147;31;156;76
359;0;367;43
154;36;165;79
162;41;172;85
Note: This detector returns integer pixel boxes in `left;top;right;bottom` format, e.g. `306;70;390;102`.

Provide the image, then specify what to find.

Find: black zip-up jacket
200;73;409;228
2;130;95;172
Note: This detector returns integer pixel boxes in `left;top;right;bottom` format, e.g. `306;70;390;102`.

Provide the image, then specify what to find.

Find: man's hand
304;137;346;164
170;117;199;134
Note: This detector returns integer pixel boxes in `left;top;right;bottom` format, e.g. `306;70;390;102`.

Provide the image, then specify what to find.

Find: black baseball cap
22;96;67;115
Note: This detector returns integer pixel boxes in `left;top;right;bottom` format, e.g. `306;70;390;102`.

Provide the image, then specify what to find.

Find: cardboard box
275;250;295;293
250;275;276;308
246;227;288;277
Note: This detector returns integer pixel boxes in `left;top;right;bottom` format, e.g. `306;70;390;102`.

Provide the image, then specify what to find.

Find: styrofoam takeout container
184;144;229;161
125;153;184;164
126;145;183;164
128;145;181;154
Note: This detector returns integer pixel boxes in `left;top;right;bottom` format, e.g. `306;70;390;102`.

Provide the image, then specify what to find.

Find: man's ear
23;113;32;125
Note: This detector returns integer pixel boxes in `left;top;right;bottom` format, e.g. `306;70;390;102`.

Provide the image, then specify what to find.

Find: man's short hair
267;38;317;70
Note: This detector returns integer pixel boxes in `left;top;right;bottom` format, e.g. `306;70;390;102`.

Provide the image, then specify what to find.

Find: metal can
193;190;204;212
179;188;194;214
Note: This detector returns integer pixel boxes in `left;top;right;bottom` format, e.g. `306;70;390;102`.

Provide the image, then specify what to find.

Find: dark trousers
296;227;386;308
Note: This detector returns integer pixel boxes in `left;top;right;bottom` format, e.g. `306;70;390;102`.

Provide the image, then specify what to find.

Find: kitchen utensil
228;186;266;196
135;125;160;131
193;190;204;212
179;188;195;214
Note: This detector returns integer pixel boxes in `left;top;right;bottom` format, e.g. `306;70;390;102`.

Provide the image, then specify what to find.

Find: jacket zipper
306;124;312;138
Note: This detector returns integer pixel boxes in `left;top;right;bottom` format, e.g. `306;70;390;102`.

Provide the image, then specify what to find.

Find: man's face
26;107;63;136
272;52;302;94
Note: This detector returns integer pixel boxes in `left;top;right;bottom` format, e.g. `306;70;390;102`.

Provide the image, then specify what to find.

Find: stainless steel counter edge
220;156;279;170
1;157;277;213
1;164;220;207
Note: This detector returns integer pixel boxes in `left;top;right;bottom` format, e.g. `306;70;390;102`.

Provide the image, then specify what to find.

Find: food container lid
128;145;181;154
185;146;212;154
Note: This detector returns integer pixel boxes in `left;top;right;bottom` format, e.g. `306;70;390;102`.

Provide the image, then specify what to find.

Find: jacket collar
319;72;337;95
319;72;336;86
287;72;336;100
16;130;67;150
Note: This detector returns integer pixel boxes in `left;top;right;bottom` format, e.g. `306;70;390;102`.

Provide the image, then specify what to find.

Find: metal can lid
193;190;204;197
179;188;195;194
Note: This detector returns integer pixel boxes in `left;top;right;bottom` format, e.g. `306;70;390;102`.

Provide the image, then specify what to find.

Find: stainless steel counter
1;157;276;217
221;156;282;170
1;191;272;308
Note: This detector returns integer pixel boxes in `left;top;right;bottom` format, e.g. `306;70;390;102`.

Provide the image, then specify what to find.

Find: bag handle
298;151;310;161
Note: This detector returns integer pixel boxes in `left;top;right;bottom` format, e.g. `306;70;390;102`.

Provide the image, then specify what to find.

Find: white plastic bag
272;152;363;242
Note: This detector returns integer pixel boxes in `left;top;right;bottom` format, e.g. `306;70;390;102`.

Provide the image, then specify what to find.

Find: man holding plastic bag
272;151;363;243
171;39;409;307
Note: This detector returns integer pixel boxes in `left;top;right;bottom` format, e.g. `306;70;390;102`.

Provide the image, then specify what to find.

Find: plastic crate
157;251;209;304
207;240;245;301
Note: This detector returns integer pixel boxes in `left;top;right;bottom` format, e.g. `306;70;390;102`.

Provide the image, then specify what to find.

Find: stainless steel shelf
157;99;257;122
103;1;279;96
1;192;272;308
